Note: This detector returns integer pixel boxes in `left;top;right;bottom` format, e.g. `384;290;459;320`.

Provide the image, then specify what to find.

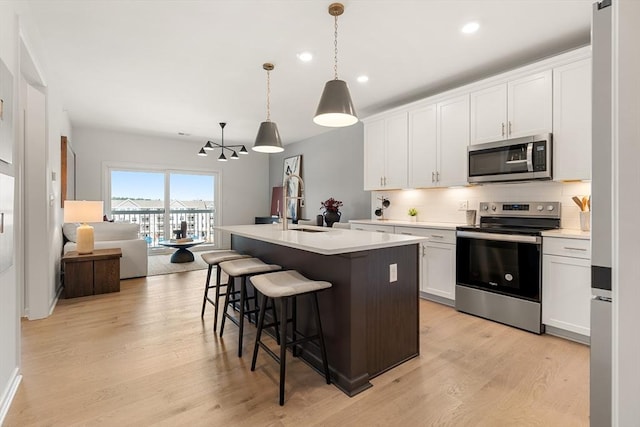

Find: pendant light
313;2;358;127
253;63;284;153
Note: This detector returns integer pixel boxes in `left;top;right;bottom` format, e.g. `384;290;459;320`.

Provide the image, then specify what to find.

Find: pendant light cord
333;14;339;80
266;68;271;122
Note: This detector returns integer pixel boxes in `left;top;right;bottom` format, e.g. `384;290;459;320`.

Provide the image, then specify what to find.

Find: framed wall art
282;155;302;221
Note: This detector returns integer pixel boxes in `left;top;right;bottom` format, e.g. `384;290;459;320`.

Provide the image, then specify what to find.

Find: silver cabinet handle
508;121;512;135
422;244;426;257
431;171;435;183
0;212;3;233
436;171;440;182
501;122;505;137
384;176;387;186
399;232;413;235
563;246;587;251
380;177;383;186
430;234;444;238
376;230;387;233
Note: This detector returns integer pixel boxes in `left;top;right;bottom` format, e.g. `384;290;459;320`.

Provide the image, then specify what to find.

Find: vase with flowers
320;197;343;227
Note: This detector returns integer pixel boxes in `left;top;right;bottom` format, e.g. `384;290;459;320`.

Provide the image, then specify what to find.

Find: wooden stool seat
250;270;332;405
218;257;281;357
200;250;250;332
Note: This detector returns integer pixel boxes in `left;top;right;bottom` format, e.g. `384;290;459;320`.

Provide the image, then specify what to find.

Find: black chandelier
197;122;248;161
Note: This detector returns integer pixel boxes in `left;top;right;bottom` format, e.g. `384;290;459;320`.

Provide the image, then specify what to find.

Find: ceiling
25;0;592;147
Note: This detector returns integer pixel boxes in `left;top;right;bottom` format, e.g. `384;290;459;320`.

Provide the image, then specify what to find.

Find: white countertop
216;224;426;255
349;219;463;230
541;229;591;240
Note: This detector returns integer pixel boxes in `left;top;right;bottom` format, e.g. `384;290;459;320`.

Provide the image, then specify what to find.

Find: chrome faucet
282;173;305;230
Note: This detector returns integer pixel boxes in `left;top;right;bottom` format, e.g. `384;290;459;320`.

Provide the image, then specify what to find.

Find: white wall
0;2;20;423
268;124;371;223
71;127;270;248
371;181;591;229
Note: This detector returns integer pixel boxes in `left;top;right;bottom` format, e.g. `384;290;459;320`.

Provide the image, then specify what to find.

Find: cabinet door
408;104;438;188
542;254;591;336
507;70;552;138
470;84;507;144
384;112;408;189
364;118;386;190
553;58;592;181
422;242;455;301
437;94;470;187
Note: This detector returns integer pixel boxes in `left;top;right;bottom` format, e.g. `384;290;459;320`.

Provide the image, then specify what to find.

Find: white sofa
63;222;148;279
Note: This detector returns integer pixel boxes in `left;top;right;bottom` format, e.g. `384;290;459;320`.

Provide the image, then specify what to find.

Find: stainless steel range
455;201;561;334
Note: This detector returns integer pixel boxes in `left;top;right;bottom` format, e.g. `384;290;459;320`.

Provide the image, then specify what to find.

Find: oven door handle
526;142;534;172
457;230;541;244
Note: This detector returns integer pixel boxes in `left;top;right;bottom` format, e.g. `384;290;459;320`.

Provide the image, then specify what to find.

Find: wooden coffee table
158;239;205;263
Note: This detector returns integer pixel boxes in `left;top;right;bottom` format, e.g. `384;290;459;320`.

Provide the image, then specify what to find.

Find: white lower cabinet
395;226;456;304
350;223;395;233
542;237;591;338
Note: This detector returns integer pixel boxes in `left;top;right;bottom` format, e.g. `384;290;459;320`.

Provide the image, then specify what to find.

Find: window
107;167;218;248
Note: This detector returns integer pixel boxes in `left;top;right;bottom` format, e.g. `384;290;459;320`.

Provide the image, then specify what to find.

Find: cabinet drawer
394;226;456;244
350;223;395;234
543;237;590;259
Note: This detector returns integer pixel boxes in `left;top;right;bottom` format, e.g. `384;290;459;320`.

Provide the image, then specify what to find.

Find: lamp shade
253;121;284;153
63;200;104;223
313;79;358;127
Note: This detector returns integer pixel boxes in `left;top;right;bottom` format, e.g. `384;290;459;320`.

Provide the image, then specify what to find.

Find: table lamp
63;200;104;254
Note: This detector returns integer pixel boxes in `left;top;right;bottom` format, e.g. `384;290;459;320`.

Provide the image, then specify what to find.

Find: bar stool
200;251;250;332
250;270;332;405
218;257;281;357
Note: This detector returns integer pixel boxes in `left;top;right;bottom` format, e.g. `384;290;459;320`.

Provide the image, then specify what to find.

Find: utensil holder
466;210;477;225
580;211;590;231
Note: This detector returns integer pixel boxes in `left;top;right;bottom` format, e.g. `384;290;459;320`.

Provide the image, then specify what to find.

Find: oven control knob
547;205;555;211
482;205;489;211
537;205;544;211
491;205;497;211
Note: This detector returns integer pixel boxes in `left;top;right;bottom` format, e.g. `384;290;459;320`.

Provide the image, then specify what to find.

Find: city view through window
109;170;216;247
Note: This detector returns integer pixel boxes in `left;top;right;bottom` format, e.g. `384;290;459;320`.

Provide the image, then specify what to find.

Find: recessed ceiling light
461;21;480;34
357;75;369;83
178;132;190;136
297;51;313;62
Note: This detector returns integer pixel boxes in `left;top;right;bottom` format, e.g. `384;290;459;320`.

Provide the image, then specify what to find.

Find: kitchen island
216;224;424;396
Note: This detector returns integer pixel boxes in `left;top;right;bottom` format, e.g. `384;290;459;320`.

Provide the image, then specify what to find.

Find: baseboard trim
545;325;590;345
0;368;22;425
49;286;63;316
419;291;454;307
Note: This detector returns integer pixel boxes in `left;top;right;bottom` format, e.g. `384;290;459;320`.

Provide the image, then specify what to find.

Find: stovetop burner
457;201;561;235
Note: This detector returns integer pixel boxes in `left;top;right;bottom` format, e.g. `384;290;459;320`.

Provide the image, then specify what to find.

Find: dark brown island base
217;224;423;396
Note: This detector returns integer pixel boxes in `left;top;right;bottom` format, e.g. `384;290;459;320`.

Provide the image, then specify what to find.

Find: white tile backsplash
371;181;591;230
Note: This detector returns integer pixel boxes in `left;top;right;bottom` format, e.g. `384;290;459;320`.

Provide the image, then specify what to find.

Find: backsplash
371;181;591;230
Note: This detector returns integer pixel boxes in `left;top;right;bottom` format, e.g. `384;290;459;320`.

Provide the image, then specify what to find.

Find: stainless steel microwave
467;134;552;183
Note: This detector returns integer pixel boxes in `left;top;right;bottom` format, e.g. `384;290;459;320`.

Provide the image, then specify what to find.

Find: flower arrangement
408;208;418;217
320;197;343;213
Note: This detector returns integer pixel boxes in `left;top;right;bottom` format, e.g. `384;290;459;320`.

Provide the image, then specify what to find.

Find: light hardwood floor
5;270;589;426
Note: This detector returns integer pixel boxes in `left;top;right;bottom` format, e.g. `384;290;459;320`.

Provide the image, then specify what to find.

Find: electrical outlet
389;263;397;283
458;200;468;211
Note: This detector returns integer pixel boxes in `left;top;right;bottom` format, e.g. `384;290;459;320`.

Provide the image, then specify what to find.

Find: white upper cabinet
470;70;552;144
408;96;468;188
364;112;408;190
437;94;470;187
408;103;438;188
469;84;508;144
553;58;592;181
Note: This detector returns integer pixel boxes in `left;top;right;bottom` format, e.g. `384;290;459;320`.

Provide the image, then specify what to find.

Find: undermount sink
291;227;327;233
